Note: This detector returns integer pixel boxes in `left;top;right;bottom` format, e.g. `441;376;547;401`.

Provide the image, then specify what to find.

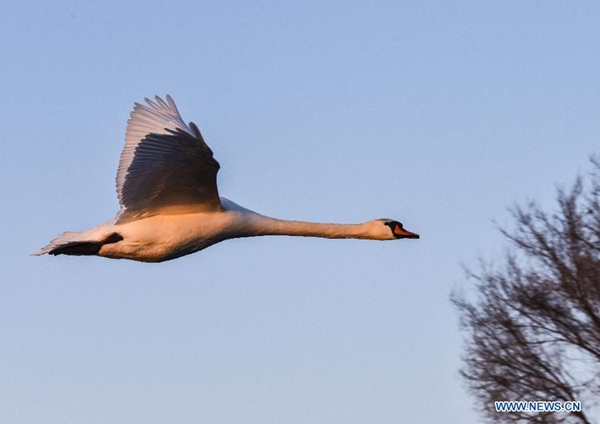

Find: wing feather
115;95;221;223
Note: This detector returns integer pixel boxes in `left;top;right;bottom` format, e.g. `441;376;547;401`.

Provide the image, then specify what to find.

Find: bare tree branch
452;159;600;423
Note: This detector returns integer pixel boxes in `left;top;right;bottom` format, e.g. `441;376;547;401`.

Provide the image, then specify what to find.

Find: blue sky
2;1;599;423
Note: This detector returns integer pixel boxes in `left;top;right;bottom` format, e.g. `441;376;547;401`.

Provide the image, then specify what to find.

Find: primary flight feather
35;95;419;262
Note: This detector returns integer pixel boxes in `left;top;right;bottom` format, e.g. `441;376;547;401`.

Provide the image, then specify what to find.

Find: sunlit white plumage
35;95;419;262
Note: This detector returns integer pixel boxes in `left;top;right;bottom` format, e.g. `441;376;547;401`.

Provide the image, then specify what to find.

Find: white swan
35;95;419;263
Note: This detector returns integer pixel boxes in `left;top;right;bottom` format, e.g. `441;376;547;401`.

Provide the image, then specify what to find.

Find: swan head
372;219;420;240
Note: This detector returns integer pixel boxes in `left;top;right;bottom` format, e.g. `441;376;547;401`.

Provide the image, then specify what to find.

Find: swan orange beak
392;224;420;239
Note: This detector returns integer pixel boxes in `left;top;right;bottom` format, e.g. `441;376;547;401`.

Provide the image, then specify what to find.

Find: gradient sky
2;1;599;423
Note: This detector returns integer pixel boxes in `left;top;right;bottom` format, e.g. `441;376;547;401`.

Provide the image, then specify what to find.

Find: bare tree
453;160;600;424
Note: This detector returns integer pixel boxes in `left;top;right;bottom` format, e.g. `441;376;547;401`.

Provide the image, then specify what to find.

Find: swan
35;95;419;263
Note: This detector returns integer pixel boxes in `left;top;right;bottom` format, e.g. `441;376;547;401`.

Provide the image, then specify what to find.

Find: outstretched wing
115;95;222;223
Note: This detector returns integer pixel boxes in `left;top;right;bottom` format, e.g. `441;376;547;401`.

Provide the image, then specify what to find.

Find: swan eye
384;221;399;229
384;221;402;229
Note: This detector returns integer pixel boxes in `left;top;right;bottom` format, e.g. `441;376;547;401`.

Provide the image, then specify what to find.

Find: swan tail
33;231;123;257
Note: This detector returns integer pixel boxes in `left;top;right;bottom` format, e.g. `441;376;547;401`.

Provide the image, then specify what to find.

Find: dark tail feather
34;232;123;257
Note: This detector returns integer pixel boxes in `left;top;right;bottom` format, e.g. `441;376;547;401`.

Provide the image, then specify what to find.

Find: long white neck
234;213;374;240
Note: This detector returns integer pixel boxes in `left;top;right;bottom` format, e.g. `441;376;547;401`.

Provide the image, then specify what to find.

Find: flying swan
35;95;419;262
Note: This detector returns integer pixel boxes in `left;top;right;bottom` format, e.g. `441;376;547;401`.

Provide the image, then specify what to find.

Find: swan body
35;96;419;263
